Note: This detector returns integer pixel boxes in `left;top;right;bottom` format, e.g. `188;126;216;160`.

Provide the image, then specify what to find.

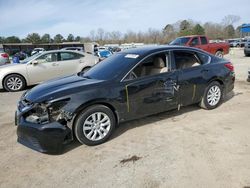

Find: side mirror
32;60;39;65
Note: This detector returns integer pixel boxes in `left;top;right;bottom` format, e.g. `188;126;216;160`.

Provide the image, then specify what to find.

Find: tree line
0;15;244;45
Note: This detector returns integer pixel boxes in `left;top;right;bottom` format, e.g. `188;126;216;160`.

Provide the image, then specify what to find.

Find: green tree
0;37;5;43
5;36;21;43
67;34;74;42
75;36;81;42
53;34;64;43
25;33;41;44
224;25;235;38
179;20;193;36
41;34;51;43
192;24;205;35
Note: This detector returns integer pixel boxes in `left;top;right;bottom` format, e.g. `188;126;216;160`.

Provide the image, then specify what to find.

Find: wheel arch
208;77;224;86
71;100;119;136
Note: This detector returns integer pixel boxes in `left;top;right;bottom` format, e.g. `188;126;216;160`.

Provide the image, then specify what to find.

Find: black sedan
15;46;235;153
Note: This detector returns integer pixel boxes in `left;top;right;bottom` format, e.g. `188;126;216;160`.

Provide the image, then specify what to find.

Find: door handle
201;69;209;73
52;63;59;66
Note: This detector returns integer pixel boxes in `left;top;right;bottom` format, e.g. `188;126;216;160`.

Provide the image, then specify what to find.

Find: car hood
24;74;105;103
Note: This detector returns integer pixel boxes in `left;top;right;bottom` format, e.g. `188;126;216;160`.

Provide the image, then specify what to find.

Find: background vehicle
0;52;10;66
61;47;84;52
31;48;45;56
232;39;247;48
96;50;113;61
15;46;235;153
244;39;250;56
0;50;99;92
170;35;230;58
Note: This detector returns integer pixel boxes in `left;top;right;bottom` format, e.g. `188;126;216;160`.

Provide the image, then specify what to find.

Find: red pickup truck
170;35;230;58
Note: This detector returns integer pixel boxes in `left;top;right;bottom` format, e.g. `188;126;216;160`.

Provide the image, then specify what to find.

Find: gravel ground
0;49;250;188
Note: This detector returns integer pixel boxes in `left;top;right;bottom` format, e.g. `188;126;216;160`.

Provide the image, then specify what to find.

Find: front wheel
199;81;223;110
3;74;26;92
74;105;116;146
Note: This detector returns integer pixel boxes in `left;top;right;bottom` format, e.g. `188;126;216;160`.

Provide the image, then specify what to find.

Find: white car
31;48;45;56
0;50;99;92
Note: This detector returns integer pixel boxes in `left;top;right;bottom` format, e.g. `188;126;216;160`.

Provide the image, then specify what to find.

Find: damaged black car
15;46;235;153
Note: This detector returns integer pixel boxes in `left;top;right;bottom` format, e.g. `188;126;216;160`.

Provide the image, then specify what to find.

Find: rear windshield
170;37;190;45
83;53;138;80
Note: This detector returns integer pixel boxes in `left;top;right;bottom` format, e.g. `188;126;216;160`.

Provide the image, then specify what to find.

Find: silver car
0;50;99;92
0;52;10;66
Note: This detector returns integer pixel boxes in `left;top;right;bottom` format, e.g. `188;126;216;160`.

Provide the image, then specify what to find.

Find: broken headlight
48;99;70;122
25;98;70;124
25;103;49;124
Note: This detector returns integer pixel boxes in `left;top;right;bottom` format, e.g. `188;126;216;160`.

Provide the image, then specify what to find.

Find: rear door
172;50;211;106
57;52;83;76
196;36;210;52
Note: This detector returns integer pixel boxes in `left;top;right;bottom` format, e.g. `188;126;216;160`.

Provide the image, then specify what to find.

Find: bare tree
222;15;241;26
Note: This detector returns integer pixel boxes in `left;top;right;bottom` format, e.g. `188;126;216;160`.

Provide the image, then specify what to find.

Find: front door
27;52;61;84
122;51;179;119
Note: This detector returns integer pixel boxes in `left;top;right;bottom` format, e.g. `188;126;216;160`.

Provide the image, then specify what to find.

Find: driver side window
125;52;170;80
36;53;58;63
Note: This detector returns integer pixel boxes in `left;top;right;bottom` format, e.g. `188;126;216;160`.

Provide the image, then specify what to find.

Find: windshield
20;52;42;64
83;53;138;80
170;37;190;45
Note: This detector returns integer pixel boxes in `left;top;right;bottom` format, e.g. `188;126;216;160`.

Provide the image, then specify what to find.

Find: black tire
199;81;223;110
215;50;223;58
3;74;26;92
74;105;116;146
82;67;91;73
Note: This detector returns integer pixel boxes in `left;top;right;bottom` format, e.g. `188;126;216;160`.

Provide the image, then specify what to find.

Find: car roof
119;45;207;57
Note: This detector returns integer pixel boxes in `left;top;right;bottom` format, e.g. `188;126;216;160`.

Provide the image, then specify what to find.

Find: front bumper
16;108;71;154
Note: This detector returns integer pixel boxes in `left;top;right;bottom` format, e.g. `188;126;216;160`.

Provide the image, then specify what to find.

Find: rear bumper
247;70;250;82
16;111;71;154
224;72;235;95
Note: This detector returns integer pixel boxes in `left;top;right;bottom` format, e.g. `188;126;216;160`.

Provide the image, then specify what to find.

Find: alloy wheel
83;112;111;141
207;85;221;106
6;76;23;91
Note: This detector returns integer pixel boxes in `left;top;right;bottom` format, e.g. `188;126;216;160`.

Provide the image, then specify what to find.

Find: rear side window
173;51;205;69
59;52;82;61
200;37;208;45
197;53;210;64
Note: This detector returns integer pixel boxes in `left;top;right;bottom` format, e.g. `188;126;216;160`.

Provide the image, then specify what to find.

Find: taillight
224;62;234;72
1;53;9;58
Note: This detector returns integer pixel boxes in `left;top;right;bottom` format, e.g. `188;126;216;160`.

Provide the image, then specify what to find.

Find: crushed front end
15;97;73;153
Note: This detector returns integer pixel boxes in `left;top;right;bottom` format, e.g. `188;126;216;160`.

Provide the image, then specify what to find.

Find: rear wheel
215;50;223;58
3;74;26;92
82;67;91;73
74;105;116;146
200;81;223;110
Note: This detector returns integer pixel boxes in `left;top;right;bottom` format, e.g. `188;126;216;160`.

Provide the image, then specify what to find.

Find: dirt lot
0;49;250;188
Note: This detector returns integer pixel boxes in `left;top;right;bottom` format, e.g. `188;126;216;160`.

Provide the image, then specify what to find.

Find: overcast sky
0;0;249;38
